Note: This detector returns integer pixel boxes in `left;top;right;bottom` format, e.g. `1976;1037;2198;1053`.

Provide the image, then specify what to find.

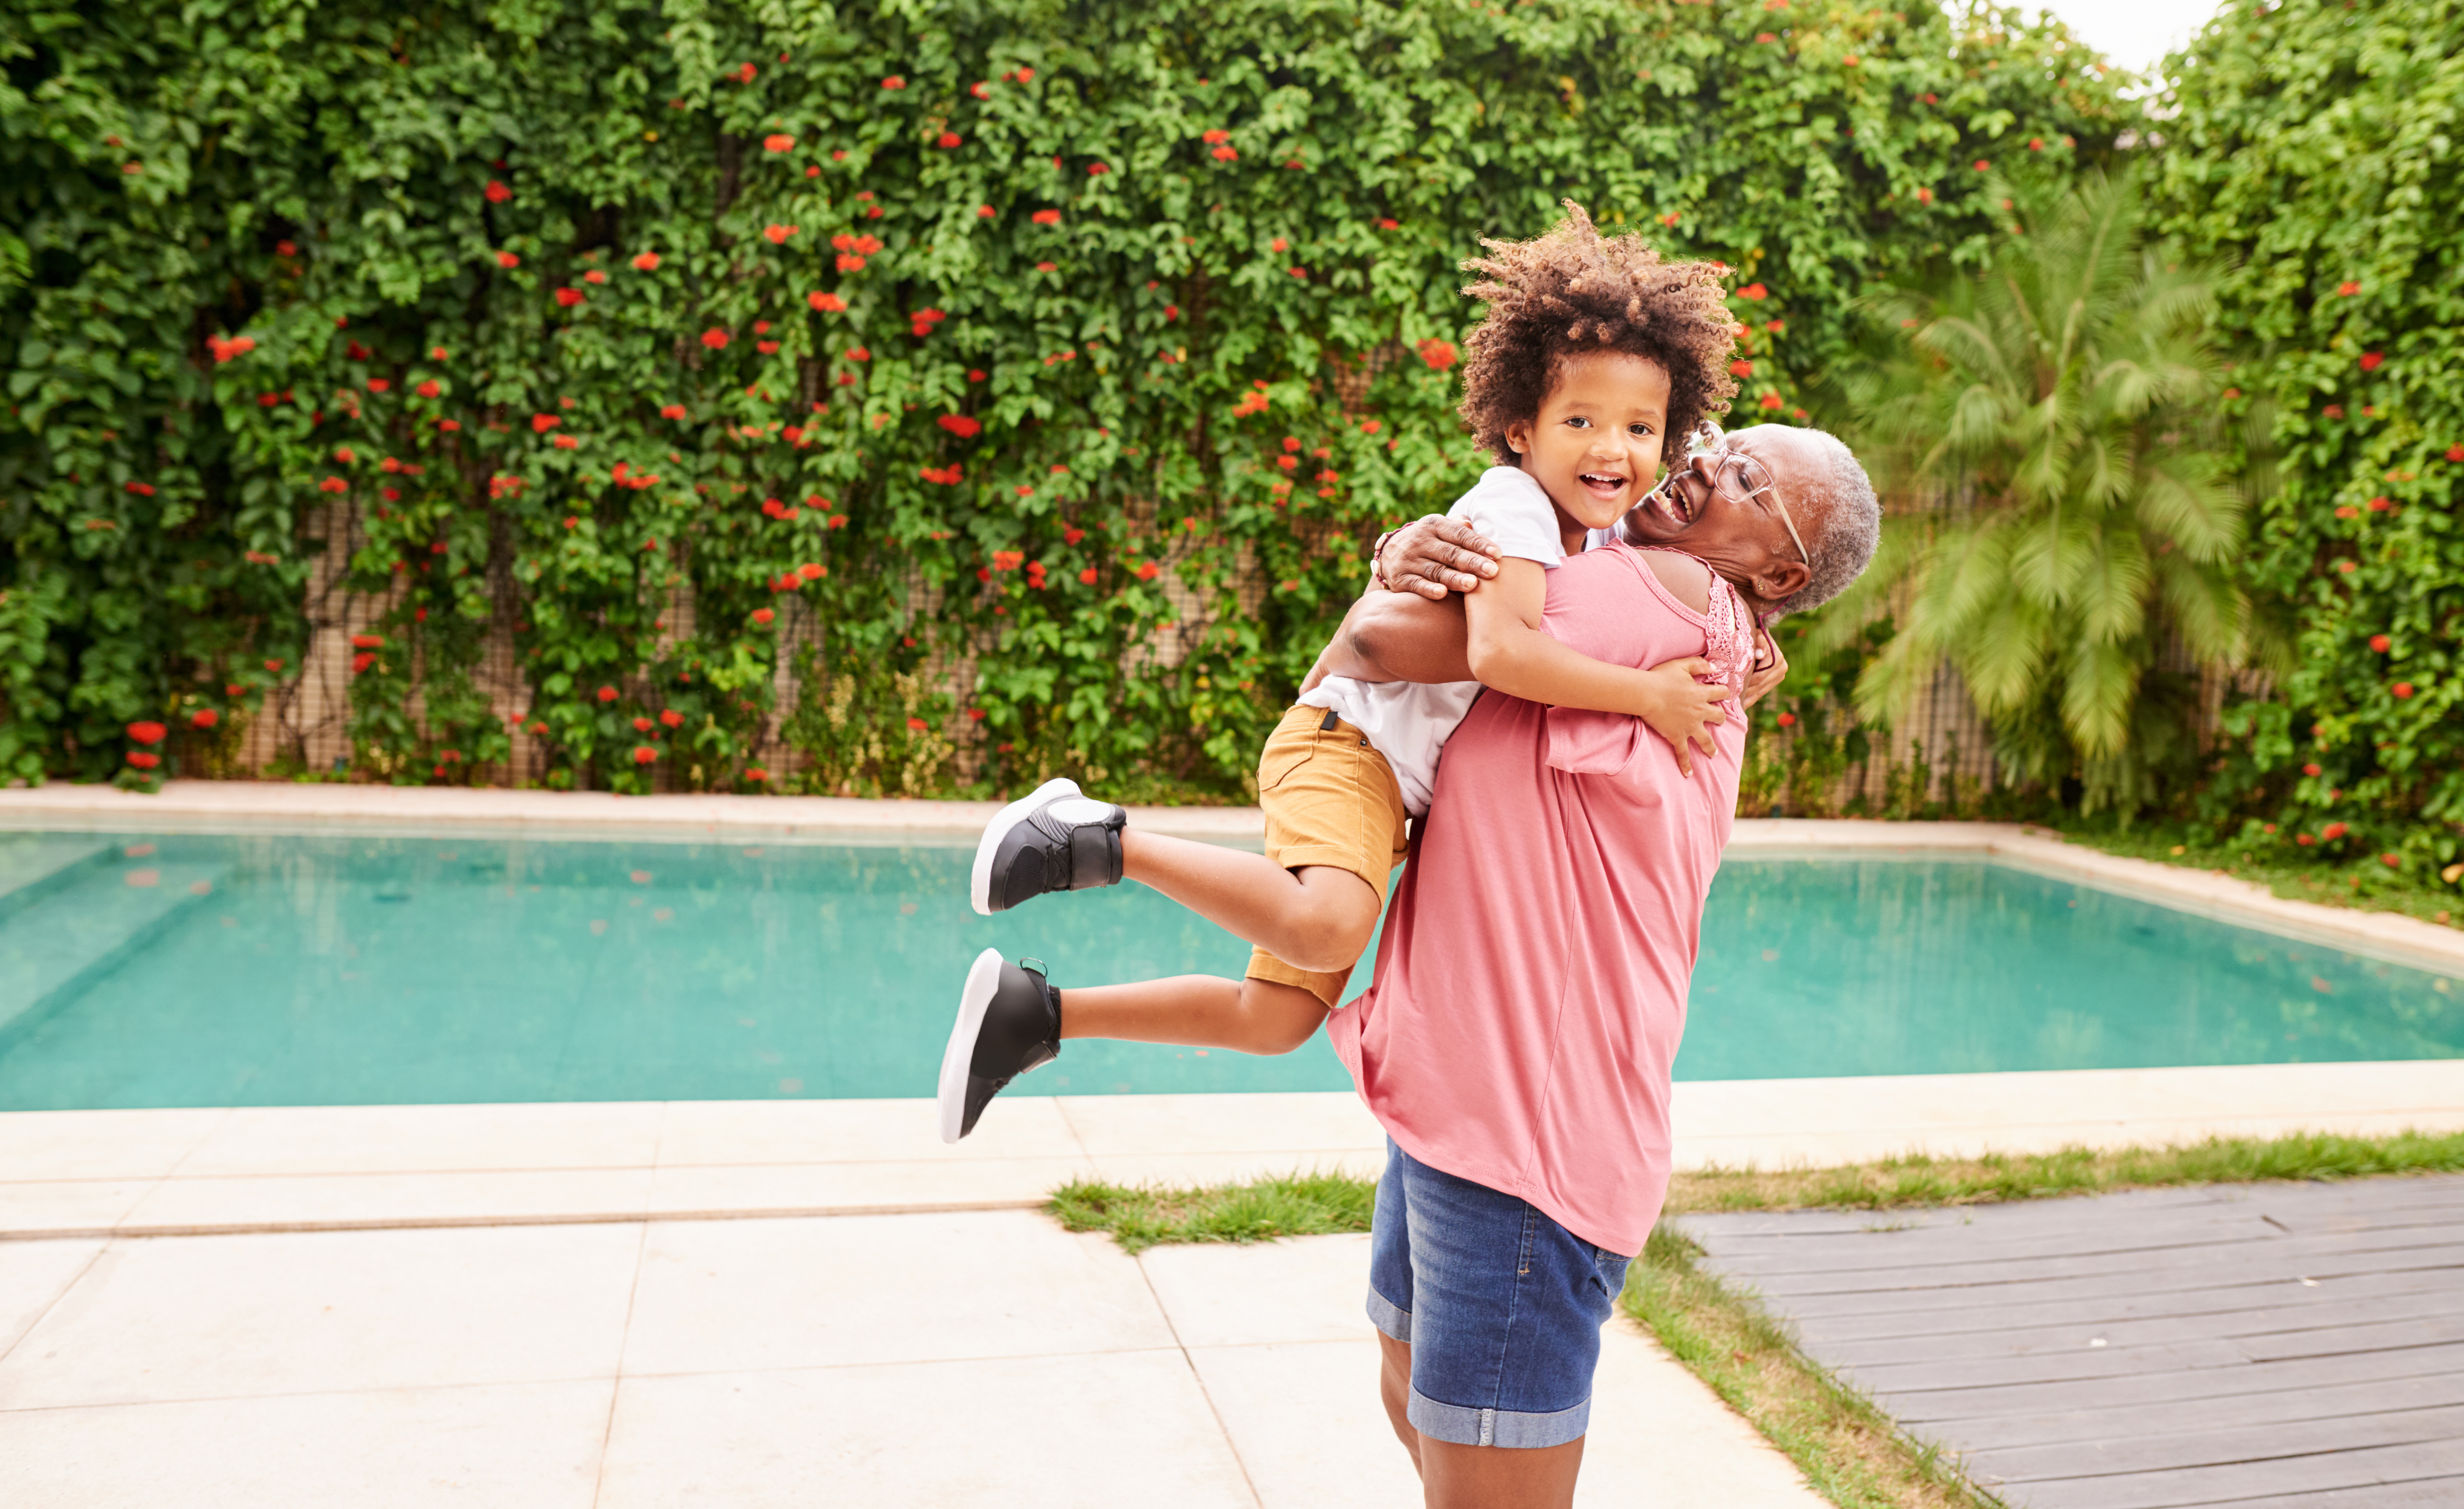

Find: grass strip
2050;822;2460;931
1047;1168;1375;1255
1048;1129;2464;1506
1664;1128;2464;1215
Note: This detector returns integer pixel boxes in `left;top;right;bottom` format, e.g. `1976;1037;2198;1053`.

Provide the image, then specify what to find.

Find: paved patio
0;1208;1820;1508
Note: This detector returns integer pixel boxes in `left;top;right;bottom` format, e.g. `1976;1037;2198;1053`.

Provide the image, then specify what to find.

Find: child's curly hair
1457;202;1739;465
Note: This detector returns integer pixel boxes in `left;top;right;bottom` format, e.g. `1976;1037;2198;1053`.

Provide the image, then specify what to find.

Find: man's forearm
1335;590;1474;685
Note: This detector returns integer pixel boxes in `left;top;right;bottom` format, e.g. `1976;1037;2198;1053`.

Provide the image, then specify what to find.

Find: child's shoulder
1445;464;1552;523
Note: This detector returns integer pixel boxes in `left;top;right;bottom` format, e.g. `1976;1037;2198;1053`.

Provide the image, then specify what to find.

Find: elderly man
1318;423;1879;1509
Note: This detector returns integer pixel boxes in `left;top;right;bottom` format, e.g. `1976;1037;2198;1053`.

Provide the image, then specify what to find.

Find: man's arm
1302;589;1474;692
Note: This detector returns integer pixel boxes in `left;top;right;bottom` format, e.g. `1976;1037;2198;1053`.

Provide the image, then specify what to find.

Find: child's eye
1564;416;1592;429
1628;423;1656;437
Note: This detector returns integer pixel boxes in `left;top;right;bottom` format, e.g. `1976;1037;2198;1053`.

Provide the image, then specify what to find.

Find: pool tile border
5;1060;2460;1241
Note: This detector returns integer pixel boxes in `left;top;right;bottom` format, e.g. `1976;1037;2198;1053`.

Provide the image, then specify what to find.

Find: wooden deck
1676;1175;2464;1508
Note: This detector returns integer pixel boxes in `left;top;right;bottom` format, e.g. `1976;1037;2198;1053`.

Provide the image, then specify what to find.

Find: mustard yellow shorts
1245;703;1411;1008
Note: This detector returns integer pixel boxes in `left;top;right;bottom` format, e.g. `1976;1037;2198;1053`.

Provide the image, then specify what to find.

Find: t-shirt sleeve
1447;469;1565;567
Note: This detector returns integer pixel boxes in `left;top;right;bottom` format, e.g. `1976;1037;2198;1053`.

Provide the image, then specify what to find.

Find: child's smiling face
1502;350;1673;540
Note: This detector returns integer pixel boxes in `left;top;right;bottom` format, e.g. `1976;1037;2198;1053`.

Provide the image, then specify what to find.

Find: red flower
938;414;982;438
799;563;826;580
969;369;987;382
597;685;618;702
351;652;375;673
1377;218;1399;230
2359;351;2384;371
1035;261;1057;273
265;658;284;673
367;378;390;393
126;720;167;744
1756;30;1778;41
275;240;297;256
1271;237;1287;253
1078;567;1098;585
2323;822;2348;840
1088;162;1109;175
533;413;560;433
746;766;770;782
1415;338;1458;371
190;708;219;729
763;133;795;152
633;251;661;271
660;404;687;420
2370;634;2392;652
1973;159;1990;172
938;132;962;148
978;204;998;219
660;709;684;728
905;717;929;734
318;476;348;493
2369;496;2392;512
1137;561;1162;581
701;329;729;349
2296;833;2315;845
496;250;520;268
2382;852;2402;868
1776;712;1796;727
2303;762;2323;777
847;347;871;361
633;746;658;765
1031;209;1061;225
124;480;155;496
2027;137;2043;150
582;270;607;285
758;340;779;354
415;380;440;398
350;633;385;649
1736;283;1768;300
881;75;906;89
633;716;655;733
2393;682;2416;698
2322;404;2345;419
805;292;848;315
126;751;160;769
1759;392;1784;410
2448;445;2464;462
1730;359;1754;376
485;179;511;203
2338;281;2360;296
837;254;866;272
764;224;796;245
1212;145;1238;162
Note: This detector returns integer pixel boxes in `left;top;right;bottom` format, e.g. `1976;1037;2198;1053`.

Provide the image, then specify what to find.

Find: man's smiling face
1619;425;1822;612
1503;350;1672;538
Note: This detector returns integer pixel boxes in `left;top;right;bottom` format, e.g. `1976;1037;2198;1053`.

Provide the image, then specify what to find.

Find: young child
937;204;1744;1142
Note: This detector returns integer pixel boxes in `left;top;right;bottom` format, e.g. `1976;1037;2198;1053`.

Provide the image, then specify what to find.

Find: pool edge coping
3;787;2457;977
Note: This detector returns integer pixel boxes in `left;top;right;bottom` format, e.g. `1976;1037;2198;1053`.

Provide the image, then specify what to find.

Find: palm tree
1824;169;2255;812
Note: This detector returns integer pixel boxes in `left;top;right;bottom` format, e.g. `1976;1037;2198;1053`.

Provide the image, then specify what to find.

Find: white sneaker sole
939;948;1006;1144
969;776;1082;916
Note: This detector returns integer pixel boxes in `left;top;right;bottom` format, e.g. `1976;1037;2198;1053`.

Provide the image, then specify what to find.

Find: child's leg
1059;974;1329;1056
1122;837;1383;974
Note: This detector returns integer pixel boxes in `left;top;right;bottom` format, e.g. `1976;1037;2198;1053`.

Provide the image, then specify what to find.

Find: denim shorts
1367;1139;1634;1449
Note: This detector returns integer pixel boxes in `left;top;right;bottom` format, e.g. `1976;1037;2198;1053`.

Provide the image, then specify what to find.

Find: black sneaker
939;948;1064;1142
969;777;1127;916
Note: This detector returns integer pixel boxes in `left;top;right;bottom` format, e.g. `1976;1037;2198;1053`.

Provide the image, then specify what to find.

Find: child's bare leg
1122;832;1381;973
1060;975;1329;1056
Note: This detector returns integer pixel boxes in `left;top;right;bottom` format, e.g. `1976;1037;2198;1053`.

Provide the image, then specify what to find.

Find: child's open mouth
1578;471;1627;502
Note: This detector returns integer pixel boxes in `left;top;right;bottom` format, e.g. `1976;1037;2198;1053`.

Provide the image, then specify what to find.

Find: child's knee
1281;868;1382;972
1239;979;1331;1055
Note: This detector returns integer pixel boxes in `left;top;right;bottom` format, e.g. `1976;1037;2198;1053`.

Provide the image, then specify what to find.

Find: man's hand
1627;657;1729;778
1741;629;1788;710
1377;515;1502;599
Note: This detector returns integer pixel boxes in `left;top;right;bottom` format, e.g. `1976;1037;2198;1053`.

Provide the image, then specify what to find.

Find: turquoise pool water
0;830;2457;1110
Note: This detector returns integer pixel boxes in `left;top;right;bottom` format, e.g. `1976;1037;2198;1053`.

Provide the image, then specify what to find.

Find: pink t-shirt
1325;543;1752;1256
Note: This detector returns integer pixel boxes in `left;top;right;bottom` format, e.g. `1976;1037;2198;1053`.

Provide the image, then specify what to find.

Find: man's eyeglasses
1656;449;1813;569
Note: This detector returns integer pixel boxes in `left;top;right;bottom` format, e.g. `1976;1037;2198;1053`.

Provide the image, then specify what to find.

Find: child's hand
1625;656;1728;777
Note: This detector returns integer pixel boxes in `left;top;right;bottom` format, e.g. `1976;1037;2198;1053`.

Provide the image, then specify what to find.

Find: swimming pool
1;829;2456;1110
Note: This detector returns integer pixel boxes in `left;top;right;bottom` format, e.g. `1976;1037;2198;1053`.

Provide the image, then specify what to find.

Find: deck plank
1676;1174;2464;1506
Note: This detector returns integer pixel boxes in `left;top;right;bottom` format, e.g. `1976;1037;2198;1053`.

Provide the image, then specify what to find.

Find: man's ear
1753;558;1813;606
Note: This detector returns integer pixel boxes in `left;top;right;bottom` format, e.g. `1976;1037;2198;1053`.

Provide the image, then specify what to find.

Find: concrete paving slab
596;1351;1255;1509
0;1179;156;1236
641;1155;1091;1218
0;1223;640;1408
112;1166;658;1235
0;1106;227;1182
1142;1231;1377;1349
1188;1338;1420;1508
1058;1088;1383;1156
175;1101;666;1177
0;1238;104;1357
620;1209;1176;1376
0;1380;611;1509
655;1094;1085;1165
1579;1318;1829;1506
1087;1147;1390;1189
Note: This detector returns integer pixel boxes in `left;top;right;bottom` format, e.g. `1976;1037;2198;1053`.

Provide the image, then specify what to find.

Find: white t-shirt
1298;466;1572;816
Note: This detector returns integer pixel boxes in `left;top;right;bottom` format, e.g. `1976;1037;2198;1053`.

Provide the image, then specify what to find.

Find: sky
2031;0;2229;75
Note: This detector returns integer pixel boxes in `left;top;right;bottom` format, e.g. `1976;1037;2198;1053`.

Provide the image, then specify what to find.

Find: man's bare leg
1060;975;1327;1056
1120;832;1381;974
1377;1332;1587;1508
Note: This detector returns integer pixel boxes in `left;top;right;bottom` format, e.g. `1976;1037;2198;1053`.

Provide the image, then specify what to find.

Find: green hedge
2151;0;2463;875
0;0;2122;794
